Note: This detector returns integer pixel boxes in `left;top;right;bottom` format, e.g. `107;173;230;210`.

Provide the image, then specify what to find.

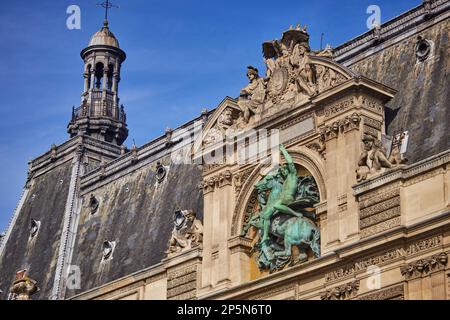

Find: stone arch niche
231;148;326;280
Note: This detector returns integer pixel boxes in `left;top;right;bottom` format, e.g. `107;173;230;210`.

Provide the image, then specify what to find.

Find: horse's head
256;174;275;191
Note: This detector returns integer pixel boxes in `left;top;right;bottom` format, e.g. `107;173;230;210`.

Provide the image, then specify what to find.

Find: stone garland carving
306;129;326;160
319;112;361;142
166;210;203;257
233;168;254;199
400;252;448;280
317;98;355;119
232;26;348;126
241;145;321;273
356;134;407;182
9;270;39;300
320;280;360;300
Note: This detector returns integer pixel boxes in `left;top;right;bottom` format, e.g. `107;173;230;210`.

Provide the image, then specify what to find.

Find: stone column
216;170;233;288
102;69;108;90
200;177;215;290
83;72;89;93
90;69;95;90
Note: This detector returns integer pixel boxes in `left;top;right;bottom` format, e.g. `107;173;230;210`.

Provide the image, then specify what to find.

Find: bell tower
68;4;128;145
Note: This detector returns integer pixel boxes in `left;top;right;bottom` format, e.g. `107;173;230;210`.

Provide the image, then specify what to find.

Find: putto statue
356;134;408;182
166;210;203;256
242;145;321;272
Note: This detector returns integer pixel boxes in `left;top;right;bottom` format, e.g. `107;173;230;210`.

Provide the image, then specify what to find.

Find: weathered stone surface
66;155;203;297
0;162;73;299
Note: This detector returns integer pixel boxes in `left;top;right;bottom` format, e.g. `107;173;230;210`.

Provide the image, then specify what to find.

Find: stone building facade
0;0;449;300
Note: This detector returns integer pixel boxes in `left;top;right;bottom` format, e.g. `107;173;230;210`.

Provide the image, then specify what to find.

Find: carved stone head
246;66;259;81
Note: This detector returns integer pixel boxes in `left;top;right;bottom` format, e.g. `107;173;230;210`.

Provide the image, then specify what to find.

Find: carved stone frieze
361;96;384;114
318;98;355;119
400;252;448;280
320;280;360;300
324;235;443;283
359;284;404;300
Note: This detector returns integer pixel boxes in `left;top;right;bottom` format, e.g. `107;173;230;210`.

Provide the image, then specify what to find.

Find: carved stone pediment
199;98;241;148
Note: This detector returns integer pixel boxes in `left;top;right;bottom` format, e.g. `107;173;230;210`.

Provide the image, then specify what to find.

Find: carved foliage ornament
321;280;360;300
400;252;448;280
166;210;203;256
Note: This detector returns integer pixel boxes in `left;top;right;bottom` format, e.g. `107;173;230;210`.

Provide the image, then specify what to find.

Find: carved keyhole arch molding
231;146;326;236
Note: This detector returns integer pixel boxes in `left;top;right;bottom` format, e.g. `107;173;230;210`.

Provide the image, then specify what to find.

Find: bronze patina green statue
242;144;321;272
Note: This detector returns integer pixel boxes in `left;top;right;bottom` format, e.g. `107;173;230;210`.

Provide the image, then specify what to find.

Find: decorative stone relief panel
167;263;198;300
358;187;401;238
400;252;448;280
358;284;405;300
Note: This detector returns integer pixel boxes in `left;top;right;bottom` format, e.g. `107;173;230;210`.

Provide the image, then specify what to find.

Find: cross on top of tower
97;0;119;22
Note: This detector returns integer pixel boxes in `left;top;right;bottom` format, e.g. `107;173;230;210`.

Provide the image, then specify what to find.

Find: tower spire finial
97;0;119;24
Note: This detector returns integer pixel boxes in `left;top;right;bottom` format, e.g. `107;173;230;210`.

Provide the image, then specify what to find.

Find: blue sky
0;0;421;231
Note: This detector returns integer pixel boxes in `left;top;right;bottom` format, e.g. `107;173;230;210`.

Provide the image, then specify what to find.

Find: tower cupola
68;7;128;146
